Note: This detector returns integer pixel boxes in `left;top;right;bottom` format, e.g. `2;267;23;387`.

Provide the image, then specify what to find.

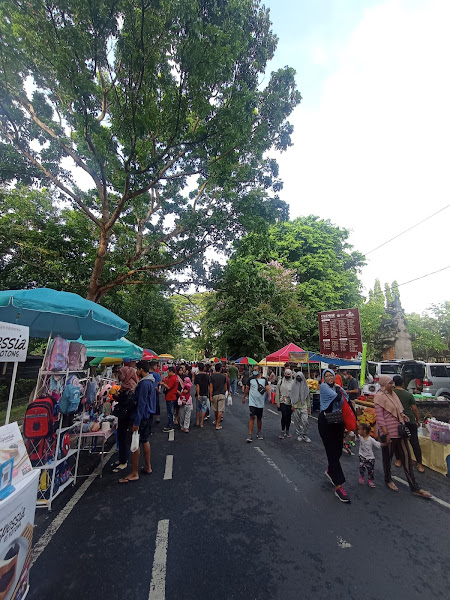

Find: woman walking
374;375;431;498
114;364;139;473
291;370;311;442
276;368;294;438
318;368;350;503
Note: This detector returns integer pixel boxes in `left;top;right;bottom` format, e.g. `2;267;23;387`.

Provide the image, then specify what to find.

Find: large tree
0;0;299;301
209;216;365;356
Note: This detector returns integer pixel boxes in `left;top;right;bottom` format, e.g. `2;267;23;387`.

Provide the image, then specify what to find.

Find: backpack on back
44;336;69;372
58;384;81;414
67;342;87;371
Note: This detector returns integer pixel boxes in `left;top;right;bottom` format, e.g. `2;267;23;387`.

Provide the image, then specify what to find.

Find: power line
365;204;449;255
397;264;450;288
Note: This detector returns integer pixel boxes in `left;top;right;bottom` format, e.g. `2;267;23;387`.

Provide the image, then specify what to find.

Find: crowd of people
106;358;433;505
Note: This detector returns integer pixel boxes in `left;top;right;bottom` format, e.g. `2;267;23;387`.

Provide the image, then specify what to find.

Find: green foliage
0;187;97;294
0;0;300;301
102;285;182;354
406;312;447;360
172;292;217;357
208;216;364;357
0;379;35;403
430;302;450;349
359;279;386;360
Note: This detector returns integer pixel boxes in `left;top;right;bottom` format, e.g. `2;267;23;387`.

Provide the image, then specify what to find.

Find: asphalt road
29;391;450;600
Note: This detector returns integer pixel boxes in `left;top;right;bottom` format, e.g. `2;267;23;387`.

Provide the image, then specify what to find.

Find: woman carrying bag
318;368;351;503
374;375;431;498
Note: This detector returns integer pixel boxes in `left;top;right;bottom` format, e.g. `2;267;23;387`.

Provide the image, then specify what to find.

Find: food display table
417;435;450;476
80;421;117;478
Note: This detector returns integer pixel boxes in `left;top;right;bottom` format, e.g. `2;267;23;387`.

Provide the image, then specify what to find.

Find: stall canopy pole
359;342;367;388
5;362;18;425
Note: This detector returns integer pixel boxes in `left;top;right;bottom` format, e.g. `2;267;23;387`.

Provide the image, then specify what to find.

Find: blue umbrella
0;288;128;340
80;337;143;360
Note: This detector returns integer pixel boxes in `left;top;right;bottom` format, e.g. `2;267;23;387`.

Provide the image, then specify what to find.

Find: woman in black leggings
318;369;350;503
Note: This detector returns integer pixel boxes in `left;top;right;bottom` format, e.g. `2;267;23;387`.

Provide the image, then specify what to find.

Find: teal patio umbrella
0;288;128;340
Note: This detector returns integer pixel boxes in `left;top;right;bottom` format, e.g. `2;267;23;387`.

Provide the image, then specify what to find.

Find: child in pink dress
178;377;193;432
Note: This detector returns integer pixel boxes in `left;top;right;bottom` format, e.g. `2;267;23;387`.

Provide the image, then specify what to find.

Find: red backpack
23;397;57;438
24;396;58;467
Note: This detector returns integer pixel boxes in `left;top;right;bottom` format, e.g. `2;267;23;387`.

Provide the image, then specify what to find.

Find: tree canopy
0;0;300;301
207;216;365;357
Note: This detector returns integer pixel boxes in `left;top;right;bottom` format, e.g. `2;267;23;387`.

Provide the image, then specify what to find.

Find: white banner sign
0;322;29;363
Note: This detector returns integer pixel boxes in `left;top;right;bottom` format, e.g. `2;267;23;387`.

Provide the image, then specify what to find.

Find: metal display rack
30;367;87;511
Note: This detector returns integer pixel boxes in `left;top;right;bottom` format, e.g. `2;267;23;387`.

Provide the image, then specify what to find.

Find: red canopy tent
264;343;305;363
143;348;159;360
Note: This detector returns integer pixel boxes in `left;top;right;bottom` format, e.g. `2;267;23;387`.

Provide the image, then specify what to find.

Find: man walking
119;360;156;483
228;362;239;395
195;362;210;428
161;365;178;432
209;363;228;431
242;365;270;443
149;361;162;424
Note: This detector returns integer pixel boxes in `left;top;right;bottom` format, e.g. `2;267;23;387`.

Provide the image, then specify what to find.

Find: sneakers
335;487;351;503
324;470;334;485
359;475;364;485
285;432;292;438
246;436;253;443
162;427;174;433
302;435;311;443
279;432;285;439
256;432;264;440
368;480;376;488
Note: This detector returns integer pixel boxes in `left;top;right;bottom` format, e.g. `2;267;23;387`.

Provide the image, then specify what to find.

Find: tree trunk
86;228;109;302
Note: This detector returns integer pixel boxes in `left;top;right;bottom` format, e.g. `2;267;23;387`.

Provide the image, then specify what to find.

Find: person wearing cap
275;368;295;438
178;377;193;432
119;360;156;483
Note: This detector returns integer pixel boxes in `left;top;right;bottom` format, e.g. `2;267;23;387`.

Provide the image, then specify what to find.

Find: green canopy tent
79;337;143;361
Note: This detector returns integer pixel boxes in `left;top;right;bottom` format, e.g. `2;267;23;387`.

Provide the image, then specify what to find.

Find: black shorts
128;416;153;444
249;406;263;419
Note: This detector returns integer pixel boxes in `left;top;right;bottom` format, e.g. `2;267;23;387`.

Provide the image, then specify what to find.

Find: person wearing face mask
374;375;431;498
275;368;295;438
242;365;270;443
291;370;312;442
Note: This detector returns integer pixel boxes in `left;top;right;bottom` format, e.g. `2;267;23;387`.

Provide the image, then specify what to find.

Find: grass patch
0;397;29;426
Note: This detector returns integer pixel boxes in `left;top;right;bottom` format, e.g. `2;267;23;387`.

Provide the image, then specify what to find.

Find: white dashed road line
163;455;173;480
168;430;174;441
392;475;450;509
268;409;278;415
254;446;299;492
148;519;170;600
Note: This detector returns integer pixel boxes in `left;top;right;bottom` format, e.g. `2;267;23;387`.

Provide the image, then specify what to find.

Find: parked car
422;363;450;400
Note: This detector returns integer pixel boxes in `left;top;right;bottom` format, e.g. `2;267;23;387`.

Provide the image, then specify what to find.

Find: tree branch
13;94;104;193
0;124;102;227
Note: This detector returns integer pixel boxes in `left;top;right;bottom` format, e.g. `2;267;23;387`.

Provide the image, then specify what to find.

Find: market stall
0;288;129;509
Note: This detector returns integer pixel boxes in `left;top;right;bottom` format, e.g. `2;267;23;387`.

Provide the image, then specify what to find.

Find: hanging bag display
58;384;81;414
44;336;69;372
67;342;87;371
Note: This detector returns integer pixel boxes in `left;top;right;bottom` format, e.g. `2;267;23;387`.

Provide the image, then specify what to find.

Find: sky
263;0;450;314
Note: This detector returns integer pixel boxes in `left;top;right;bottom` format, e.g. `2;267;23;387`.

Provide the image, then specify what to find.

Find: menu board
318;308;362;359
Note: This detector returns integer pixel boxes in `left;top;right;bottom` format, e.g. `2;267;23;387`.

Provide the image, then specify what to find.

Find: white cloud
279;0;450;313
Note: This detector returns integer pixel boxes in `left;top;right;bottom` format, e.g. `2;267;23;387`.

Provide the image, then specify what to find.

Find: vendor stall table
80;421;117;478
416;434;450;476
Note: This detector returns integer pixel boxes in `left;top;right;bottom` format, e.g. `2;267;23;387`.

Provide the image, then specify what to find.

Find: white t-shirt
357;435;381;460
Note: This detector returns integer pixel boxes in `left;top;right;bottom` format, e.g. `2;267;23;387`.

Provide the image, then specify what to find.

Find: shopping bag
130;430;140;453
342;399;357;432
227;394;233;406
